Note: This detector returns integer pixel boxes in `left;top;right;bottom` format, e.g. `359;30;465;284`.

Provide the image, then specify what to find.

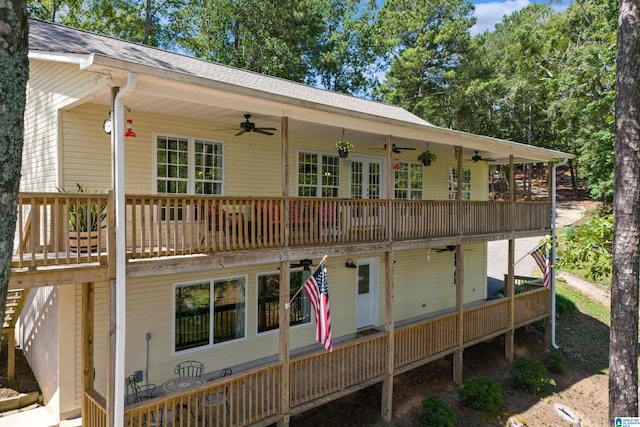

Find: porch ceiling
80;74;569;166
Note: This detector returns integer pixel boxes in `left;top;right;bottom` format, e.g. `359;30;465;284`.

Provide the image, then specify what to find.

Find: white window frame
448;166;471;200
256;268;312;335
172;275;247;355
297;151;340;197
394;161;423;200
154;133;225;196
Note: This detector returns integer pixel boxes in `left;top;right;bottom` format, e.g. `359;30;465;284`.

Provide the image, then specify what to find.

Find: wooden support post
82;283;95;392
381;251;395;423
281;117;289;247
453;244;464;385
6;329;15;383
506;239;515;362
278;261;291;427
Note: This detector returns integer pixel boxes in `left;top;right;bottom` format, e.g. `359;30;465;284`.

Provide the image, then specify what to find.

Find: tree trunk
0;1;29;355
610;0;640;421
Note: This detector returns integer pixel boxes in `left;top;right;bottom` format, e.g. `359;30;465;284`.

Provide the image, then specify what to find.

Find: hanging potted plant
335;130;354;158
417;150;437;166
59;184;107;253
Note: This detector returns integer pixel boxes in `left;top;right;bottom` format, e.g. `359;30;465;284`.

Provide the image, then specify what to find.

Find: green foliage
58;184;107;232
418;395;455;427
457;376;504;412
509;357;556;394
557;214;613;281
544;348;565;374
376;0;475;123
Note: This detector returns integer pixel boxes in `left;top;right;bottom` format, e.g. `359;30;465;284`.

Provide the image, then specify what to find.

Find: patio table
162;376;205;394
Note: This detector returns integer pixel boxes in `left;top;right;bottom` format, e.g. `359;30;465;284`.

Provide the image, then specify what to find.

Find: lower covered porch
83;285;550;426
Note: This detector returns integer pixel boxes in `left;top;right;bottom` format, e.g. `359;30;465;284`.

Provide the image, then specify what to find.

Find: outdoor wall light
345;258;357;268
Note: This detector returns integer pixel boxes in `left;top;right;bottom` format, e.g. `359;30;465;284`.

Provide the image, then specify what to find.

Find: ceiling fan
290;259;314;271
470;151;495;162
376;144;416;154
229;114;277;136
434;245;457;253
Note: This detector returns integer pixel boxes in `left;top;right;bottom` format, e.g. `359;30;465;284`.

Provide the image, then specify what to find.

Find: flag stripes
302;258;333;351
531;246;551;288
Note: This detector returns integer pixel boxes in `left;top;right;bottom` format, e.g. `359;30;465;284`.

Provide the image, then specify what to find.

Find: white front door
356;258;379;329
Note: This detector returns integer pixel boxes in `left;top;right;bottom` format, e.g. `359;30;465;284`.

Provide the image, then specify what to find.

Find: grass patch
556;281;609;326
555;280;610;374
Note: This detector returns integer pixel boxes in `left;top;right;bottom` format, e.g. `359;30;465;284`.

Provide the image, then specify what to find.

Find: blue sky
470;0;572;35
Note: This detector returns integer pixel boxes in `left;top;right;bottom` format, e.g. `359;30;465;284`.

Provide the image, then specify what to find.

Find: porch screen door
355;258;378;329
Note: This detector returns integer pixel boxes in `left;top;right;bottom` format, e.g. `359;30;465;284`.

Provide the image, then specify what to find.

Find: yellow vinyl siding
392;244;488;322
121;258;359;386
23;61;102;192
393;250;456;321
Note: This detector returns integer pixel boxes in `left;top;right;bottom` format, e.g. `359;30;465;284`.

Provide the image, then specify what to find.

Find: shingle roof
28;19;428;127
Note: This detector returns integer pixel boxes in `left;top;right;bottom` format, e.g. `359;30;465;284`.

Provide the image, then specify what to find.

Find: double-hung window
394;162;423;199
156;135;223;220
157;135;223;195
298;152;339;197
174;276;246;352
257;270;311;333
448;166;471;200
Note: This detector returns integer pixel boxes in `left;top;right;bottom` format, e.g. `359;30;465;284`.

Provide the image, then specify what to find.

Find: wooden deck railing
394;312;458;369
13;194;551;267
514;287;550;326
290;333;388;408
83;389;107;427
13;192;112;269
123;362;281;427
463;299;511;344
117;288;549;426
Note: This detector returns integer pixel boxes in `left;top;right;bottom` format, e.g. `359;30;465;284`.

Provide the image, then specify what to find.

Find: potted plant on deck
59;184;107;253
417;150;437;166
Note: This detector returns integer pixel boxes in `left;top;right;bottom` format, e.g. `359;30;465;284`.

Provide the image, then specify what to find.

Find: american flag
302;258;333;351
530;245;551;288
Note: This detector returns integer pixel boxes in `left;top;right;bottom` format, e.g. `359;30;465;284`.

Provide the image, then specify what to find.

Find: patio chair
201;367;233;424
127;374;156;404
127;376;173;426
174;360;205;378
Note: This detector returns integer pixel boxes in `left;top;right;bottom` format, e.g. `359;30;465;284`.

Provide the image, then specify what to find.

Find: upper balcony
11;192;550;282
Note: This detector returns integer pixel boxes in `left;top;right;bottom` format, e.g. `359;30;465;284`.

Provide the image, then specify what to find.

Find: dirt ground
0;348;40;399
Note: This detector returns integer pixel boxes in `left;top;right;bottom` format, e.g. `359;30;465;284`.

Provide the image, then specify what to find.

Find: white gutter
113;72;137;427
551;157;569;349
28;51;95;68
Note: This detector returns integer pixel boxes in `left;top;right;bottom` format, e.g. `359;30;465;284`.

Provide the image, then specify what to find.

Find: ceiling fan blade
253;128;276;135
253;130;273;136
235;129;247;136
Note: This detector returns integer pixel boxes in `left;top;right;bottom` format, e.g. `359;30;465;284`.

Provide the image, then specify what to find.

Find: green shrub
418;395;455;427
544;348;565;374
457;376;504;412
510;357;556;394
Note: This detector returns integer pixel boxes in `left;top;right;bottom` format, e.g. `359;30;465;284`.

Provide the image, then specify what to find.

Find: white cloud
470;0;531;36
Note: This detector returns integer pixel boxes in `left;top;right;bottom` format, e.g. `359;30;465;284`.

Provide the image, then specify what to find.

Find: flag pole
288;255;328;307
514;241;545;266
